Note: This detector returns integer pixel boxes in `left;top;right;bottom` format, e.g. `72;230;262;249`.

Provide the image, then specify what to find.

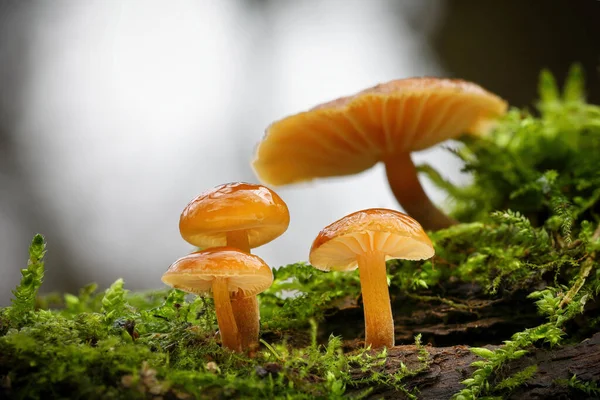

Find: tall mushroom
252;78;507;230
179;182;289;351
161;247;273;352
309;208;434;349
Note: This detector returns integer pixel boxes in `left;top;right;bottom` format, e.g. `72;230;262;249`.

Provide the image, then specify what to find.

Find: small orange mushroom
179;182;290;253
179;182;289;351
161;247;273;352
252;78;507;230
309;208;434;349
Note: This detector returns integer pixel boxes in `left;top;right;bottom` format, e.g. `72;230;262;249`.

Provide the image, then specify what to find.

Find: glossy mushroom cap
161;247;274;296
253;77;507;185
309;208;434;271
179;182;290;249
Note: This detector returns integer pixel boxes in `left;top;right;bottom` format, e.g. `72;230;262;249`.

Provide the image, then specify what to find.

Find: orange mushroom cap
179;182;290;249
309;208;434;271
161;247;274;296
252;77;507;186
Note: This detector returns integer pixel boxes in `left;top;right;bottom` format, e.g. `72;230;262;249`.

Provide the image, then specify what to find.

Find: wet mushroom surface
179;182;290;253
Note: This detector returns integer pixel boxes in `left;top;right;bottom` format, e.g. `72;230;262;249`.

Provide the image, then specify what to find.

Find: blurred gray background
1;0;598;305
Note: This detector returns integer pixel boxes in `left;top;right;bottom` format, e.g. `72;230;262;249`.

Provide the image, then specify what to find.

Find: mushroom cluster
161;77;506;352
162;182;290;353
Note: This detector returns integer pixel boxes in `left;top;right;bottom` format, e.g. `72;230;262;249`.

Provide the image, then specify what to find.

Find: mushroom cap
161;247;273;296
179;182;290;249
309;208;434;272
253;77;507;186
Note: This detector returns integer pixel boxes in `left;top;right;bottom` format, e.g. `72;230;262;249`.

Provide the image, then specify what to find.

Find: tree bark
345;332;600;399
317;284;600;399
323;286;547;348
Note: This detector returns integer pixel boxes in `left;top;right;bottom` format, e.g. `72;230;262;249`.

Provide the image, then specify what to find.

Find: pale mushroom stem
212;277;242;352
231;291;260;352
384;153;457;231
225;229;260;353
226;230;251;253
356;251;394;349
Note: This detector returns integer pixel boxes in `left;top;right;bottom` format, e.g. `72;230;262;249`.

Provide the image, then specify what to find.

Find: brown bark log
345;332;600;399
315;283;600;399
323;287;546;348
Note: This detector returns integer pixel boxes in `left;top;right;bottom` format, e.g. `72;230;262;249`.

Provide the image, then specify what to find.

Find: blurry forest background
1;0;599;305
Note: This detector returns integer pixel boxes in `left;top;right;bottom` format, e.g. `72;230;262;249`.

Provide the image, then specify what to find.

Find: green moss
556;374;600;398
6;234;45;327
494;365;538;391
2;65;600;399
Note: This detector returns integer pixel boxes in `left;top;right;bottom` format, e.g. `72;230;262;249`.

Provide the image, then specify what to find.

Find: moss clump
0;244;424;399
557;374;600;398
2;65;600;399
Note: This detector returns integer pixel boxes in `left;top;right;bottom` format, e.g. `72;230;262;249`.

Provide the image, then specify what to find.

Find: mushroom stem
226;230;260;352
212;277;242;352
356;251;394;349
384;153;457;231
226;230;251;253
231;291;260;353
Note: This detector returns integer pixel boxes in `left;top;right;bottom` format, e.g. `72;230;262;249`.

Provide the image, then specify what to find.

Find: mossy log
324;286;547;348
344;332;600;399
314;285;599;399
3;67;600;399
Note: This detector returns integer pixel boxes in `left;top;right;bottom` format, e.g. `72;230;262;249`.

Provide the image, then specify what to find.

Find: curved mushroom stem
384;153;457;231
356;251;394;349
231;291;260;353
212;277;242;352
226;229;260;353
226;230;251;253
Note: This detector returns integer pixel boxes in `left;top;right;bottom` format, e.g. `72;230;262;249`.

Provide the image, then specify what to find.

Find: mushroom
161;247;273;352
179;182;289;351
309;208;434;349
252;78;507;230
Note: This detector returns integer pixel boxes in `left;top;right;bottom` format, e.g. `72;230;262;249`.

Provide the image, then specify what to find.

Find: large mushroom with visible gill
179;182;289;351
252;78;507;230
162;247;273;353
309;208;434;349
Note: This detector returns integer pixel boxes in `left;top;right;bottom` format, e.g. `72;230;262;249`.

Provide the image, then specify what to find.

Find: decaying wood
345;332;600;399
320;284;599;399
323;287;545;348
